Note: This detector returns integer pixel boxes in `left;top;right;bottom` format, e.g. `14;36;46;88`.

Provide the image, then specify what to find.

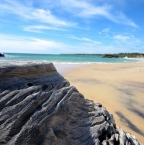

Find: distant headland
102;53;144;58
61;53;144;58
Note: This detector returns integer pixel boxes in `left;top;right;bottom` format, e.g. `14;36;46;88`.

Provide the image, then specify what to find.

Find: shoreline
63;62;144;143
1;53;144;65
54;60;144;74
54;64;85;74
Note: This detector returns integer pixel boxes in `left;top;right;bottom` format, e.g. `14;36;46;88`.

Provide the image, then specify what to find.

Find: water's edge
0;53;143;64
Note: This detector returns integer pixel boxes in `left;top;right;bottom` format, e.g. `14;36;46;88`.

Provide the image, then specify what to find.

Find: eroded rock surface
0;61;142;145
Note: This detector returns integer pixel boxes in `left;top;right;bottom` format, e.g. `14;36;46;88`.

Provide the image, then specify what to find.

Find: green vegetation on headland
61;53;144;58
102;53;144;58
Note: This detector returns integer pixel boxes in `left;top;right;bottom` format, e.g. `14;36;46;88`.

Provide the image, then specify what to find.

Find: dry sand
63;63;144;143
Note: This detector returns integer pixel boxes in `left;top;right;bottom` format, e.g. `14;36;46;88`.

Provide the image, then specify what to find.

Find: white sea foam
123;57;144;62
4;54;18;58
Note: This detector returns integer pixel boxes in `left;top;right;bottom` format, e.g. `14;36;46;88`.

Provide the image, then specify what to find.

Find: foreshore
61;62;144;143
54;64;84;74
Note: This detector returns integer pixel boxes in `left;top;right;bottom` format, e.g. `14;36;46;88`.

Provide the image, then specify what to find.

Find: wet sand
54;64;84;74
63;63;144;143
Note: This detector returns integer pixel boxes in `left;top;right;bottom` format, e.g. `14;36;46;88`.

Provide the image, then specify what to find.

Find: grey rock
0;61;143;145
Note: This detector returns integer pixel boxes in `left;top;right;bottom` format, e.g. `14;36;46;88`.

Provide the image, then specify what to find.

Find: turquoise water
0;53;143;64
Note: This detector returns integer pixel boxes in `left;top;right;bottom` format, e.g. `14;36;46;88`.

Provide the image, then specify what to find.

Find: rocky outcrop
0;61;142;145
103;54;119;58
103;53;144;58
0;53;5;57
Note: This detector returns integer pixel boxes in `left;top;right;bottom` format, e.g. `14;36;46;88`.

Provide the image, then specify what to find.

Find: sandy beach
62;63;144;143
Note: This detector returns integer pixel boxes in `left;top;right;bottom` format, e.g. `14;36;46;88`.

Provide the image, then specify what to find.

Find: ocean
0;53;143;64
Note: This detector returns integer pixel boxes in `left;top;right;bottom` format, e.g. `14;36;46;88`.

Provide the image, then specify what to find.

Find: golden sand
63;63;144;143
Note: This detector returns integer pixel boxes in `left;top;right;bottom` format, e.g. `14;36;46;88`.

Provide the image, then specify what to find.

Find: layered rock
0;61;142;145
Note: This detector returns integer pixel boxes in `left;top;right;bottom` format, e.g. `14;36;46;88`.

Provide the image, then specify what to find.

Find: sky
0;0;144;54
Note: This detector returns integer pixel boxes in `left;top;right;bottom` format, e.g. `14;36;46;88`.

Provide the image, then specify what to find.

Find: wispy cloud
1;33;143;54
114;34;141;44
60;0;137;27
23;25;65;33
0;34;67;53
0;34;115;54
0;33;102;53
107;12;137;27
102;28;110;33
113;34;143;52
61;0;111;16
69;35;102;44
114;35;130;41
0;0;76;27
99;28;111;37
0;0;138;30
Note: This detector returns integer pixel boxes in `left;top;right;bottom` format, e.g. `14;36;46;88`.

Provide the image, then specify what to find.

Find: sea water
0;53;143;64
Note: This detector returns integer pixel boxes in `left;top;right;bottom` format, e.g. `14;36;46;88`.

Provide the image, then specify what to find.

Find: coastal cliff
0;61;142;145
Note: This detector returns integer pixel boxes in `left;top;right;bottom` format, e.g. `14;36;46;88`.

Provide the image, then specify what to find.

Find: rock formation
0;61;142;145
0;53;5;57
103;53;144;58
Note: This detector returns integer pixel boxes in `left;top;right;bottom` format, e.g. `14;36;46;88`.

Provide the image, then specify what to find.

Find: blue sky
0;0;144;54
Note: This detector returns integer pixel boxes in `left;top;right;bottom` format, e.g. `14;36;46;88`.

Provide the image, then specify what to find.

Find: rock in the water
0;53;5;57
0;61;142;145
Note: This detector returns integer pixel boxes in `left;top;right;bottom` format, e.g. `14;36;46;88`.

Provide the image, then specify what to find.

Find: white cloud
69;35;102;44
0;34;143;54
29;9;75;26
0;34;67;53
0;0;75;27
60;0;137;27
114;34;141;43
23;25;65;33
61;0;111;17
114;35;130;41
113;34;143;52
99;28;111;37
0;0;138;31
0;34;117;54
102;28;110;33
0;33;102;54
107;12;137;27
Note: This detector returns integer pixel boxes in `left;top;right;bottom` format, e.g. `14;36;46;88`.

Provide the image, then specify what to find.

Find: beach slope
64;63;144;143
